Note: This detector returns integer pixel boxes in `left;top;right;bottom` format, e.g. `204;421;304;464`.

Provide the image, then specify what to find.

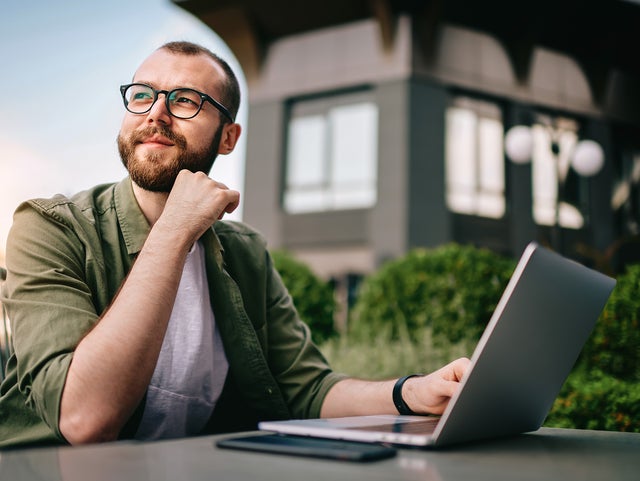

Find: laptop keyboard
345;417;440;434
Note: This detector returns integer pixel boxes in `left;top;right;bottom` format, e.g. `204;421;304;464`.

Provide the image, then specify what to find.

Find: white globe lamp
504;126;533;164
571;140;605;177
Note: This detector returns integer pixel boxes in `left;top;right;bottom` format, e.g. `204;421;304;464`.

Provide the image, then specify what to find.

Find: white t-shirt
134;241;229;440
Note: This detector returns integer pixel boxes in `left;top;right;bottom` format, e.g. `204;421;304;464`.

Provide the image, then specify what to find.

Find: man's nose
146;93;172;124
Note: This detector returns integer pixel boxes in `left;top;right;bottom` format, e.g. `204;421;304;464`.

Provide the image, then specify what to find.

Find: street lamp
504;116;605;251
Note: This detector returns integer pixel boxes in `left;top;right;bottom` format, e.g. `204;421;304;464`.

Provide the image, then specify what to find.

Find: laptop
259;242;616;448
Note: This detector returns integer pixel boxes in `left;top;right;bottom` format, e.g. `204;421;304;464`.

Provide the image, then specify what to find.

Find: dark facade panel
282;210;370;247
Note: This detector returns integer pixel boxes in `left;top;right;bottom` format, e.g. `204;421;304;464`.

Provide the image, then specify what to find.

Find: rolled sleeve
263;251;347;419
4;201;102;439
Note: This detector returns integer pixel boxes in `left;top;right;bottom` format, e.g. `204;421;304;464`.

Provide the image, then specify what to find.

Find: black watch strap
393;374;421;415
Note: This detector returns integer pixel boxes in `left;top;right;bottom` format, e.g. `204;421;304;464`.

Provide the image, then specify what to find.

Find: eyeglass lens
123;84;203;119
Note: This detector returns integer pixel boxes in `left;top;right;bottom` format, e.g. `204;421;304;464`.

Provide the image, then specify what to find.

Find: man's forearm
59;223;192;444
320;378;397;418
320;358;470;419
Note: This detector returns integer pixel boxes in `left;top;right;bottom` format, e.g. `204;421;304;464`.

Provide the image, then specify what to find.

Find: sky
0;0;248;262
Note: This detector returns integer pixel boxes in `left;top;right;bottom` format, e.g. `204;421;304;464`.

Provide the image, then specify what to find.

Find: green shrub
349;243;516;344
546;368;640;432
271;250;337;343
580;264;640;381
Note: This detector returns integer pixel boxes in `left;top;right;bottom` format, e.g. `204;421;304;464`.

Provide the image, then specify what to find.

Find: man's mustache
131;126;187;150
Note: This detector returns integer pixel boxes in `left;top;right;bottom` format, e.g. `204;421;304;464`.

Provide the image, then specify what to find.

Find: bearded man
0;41;468;448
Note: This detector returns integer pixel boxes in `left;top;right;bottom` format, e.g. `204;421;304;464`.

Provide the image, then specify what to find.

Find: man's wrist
393;374;421;415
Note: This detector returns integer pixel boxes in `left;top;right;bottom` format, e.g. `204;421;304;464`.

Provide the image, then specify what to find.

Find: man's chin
133;146;175;165
131;178;175;193
129;166;178;193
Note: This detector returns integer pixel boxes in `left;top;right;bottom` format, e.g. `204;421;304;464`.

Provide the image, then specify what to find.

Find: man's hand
402;357;471;415
158;169;240;244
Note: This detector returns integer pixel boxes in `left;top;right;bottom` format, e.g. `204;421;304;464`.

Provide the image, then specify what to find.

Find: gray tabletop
1;427;639;481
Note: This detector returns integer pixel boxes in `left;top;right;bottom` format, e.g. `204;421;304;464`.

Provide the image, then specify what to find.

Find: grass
318;326;475;380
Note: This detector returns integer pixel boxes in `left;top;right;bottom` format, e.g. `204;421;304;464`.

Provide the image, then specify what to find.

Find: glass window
445;98;505;218
284;93;378;214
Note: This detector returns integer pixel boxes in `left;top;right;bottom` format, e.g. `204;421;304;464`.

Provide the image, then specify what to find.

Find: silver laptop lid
431;242;615;446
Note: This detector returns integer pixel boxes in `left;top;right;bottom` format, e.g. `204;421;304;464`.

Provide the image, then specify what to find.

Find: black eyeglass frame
119;83;234;122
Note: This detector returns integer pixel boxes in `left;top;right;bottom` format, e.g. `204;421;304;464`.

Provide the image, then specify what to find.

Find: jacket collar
113;177;224;267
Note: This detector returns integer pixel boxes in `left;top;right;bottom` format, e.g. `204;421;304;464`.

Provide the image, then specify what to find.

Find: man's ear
218;123;242;155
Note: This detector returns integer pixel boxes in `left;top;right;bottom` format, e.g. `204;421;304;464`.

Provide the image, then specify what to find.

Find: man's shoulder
10;182;128;247
25;182;119;220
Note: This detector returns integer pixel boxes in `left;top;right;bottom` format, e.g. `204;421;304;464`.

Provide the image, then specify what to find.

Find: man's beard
117;124;223;193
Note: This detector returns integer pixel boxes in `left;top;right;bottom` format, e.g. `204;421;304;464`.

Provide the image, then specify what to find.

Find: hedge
349;243;516;344
546;368;640;432
271;250;337;343
579;264;640;381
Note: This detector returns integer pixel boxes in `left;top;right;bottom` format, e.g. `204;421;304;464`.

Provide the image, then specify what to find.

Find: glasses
120;83;234;121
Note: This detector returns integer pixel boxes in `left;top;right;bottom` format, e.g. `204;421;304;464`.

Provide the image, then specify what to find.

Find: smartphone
216;433;397;462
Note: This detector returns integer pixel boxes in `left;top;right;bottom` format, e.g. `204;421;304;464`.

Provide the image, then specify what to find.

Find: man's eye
174;96;198;106
132;92;153;101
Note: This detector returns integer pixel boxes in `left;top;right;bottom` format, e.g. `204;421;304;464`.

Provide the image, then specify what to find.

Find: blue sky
0;0;247;260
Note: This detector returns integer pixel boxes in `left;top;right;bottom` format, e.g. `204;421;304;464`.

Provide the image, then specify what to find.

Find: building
173;0;640;283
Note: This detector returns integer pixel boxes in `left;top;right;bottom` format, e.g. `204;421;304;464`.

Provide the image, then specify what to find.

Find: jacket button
266;387;273;395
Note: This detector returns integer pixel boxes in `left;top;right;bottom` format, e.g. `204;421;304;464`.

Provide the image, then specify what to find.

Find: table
1;427;639;481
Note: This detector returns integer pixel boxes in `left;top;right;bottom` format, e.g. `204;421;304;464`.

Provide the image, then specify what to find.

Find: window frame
282;89;379;215
444;95;507;220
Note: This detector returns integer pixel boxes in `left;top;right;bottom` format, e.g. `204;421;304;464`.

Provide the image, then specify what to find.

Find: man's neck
131;182;169;226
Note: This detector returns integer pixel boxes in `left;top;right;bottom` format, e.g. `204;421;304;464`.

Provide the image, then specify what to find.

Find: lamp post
504;118;605;252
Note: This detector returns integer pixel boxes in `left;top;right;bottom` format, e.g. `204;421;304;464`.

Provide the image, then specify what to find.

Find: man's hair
159;41;240;122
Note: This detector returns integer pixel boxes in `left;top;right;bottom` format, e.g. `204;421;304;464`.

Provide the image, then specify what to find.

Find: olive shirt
0;177;345;448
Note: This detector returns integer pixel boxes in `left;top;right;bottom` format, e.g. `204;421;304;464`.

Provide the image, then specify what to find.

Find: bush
349;243;516;344
580;264;640;381
271;250;337;343
546;368;640;432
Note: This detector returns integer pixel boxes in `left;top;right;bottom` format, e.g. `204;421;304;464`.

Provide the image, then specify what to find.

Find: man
0;41;469;447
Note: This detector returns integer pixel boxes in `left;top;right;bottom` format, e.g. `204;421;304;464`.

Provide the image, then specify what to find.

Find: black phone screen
216;433;397;462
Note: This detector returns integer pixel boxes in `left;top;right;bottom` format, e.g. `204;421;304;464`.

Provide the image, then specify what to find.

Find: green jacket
0;177;344;448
